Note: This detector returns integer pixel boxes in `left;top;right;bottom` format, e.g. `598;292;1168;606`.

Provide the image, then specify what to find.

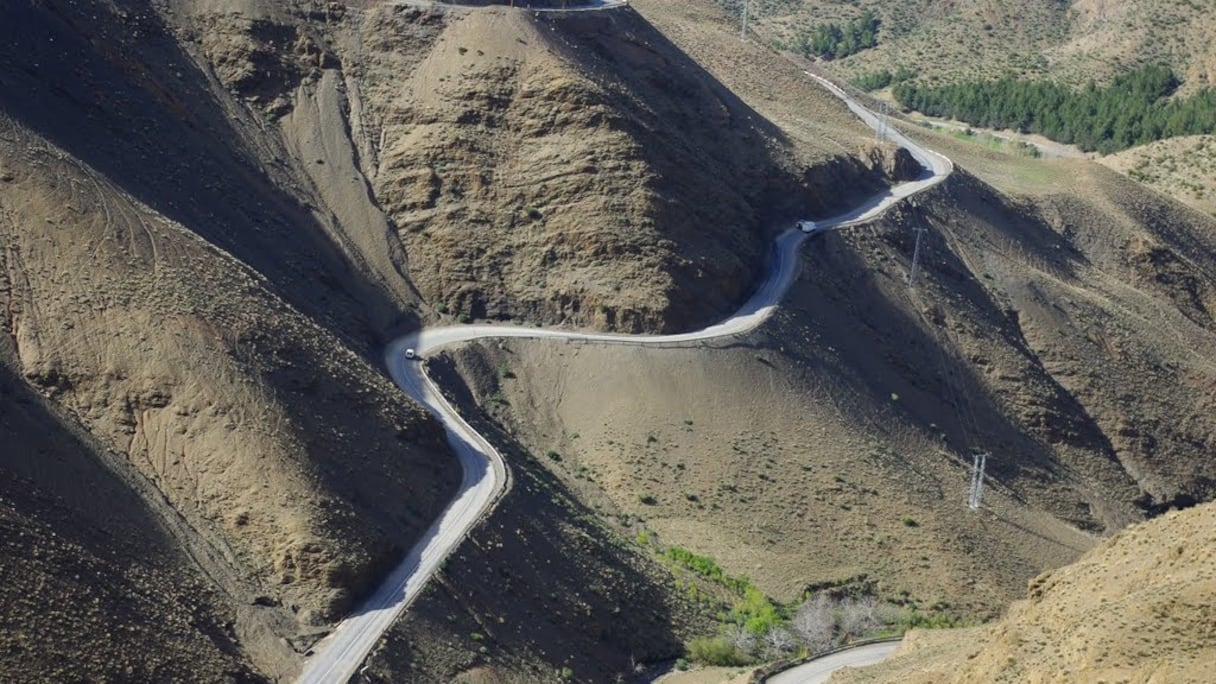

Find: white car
405;348;418;360
798;220;817;233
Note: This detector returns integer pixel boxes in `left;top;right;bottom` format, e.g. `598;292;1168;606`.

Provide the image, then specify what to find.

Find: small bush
686;637;752;666
901;515;919;527
545;450;562;462
638;493;658;505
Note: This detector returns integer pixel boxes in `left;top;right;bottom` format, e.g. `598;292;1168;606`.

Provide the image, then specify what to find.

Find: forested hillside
894;65;1216;153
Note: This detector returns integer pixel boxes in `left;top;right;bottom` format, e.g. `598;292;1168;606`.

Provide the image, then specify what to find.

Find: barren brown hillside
0;0;455;679
387;112;1216;681
834;501;1216;684
0;0;918;680
5;0;1216;681
347;2;907;332
0;113;461;678
0;362;258;683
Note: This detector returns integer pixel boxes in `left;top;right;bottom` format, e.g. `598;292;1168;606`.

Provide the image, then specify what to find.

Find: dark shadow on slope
756;218;1139;532
0;0;415;349
357;349;693;683
938;170;1087;283
537;9;898;332
0;361;264;682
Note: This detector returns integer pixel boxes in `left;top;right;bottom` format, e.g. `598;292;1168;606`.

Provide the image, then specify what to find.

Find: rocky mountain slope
347;2;909;332
440;151;1216;618
4;0;1215;681
0;361;258;682
748;0;1216;92
389;75;1216;680
0;0;913;680
835;501;1216;684
0;62;459;684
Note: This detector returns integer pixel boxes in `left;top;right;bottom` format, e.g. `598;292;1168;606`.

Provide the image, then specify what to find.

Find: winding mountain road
297;46;951;684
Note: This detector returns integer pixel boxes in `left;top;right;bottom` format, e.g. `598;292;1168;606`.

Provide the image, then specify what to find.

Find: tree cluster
893;65;1216;153
853;67;916;92
686;593;895;666
797;11;880;60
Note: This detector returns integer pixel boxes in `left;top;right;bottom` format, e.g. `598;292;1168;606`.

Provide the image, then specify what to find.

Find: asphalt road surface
297;53;948;684
767;642;902;684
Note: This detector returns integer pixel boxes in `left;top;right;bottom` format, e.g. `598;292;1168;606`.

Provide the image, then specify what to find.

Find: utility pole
908;224;927;287
968;452;988;510
740;0;751;41
876;102;889;142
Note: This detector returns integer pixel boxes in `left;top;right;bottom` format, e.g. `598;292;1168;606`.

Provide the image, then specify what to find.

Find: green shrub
639;493;658;505
686;637;751;666
732;586;782;635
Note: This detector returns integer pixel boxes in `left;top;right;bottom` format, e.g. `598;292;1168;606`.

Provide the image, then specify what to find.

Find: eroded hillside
0;0;917;680
835;501;1216;684
0;0;455;679
347;3;909;332
413;116;1216;670
6;0;1214;681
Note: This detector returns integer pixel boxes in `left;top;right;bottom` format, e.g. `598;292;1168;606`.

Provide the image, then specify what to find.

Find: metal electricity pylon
968;452;988;510
908;224;927;287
